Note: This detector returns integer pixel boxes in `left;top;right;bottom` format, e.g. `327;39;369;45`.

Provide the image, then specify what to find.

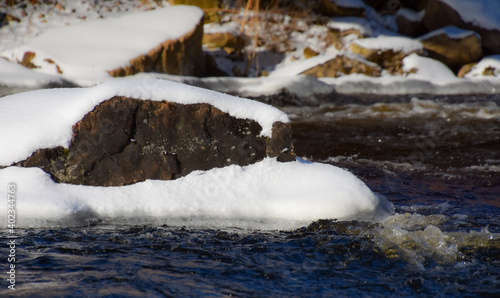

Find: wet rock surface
18;96;294;186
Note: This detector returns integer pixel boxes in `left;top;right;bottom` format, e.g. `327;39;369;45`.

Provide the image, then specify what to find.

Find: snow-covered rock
2;5;205;85
423;0;500;55
301;54;381;78
418;26;482;71
463;55;500;79
350;36;424;73
0;79;289;166
0;78;393;228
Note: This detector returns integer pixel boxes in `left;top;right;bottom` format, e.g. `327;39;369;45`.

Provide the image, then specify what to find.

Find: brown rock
301;55;382;78
419;27;483;72
326;22;367;50
423;0;500;55
108;13;206;77
203;31;246;53
304;47;320;59
350;40;423;74
457;62;476;78
482;66;497;76
18;96;294;186
395;9;427;37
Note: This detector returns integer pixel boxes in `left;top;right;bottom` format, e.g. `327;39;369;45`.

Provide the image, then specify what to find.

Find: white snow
465;55;500;78
204;21;240;35
353;35;423;53
270;53;339;78
0;58;67;87
396;8;425;22
439;0;500;31
2;5;203;84
0;79;289;165
327;17;370;35
402;53;459;84
418;26;480;41
0;159;393;229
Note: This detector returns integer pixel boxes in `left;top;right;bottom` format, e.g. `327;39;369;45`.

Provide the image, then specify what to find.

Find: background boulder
423;0;500;55
418;26;482;72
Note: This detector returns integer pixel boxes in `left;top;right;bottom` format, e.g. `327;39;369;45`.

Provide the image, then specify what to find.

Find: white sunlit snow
0;160;393;229
0;79;393;229
2;5;203;84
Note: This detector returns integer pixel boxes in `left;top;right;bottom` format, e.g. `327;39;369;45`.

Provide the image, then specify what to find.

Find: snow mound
402;54;459;84
0;79;289;165
465;55;500;79
0;158;393;229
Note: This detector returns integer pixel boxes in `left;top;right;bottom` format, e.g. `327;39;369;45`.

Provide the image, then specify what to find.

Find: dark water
2;97;500;297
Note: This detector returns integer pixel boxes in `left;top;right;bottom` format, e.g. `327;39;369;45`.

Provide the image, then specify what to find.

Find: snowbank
0;159;393;229
0;79;288;165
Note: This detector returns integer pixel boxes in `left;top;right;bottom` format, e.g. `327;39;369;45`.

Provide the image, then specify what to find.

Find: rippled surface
2;97;500;296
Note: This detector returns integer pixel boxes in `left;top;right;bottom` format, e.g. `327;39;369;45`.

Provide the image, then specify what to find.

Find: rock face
18;96;294;186
419;27;482;72
108;16;206;77
395;9;427;37
423;0;500;55
302;55;381;78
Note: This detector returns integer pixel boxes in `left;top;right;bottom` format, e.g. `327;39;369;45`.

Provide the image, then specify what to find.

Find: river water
2;96;499;296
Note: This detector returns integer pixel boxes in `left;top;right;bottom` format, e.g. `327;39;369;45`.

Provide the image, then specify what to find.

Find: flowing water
2;96;500;297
